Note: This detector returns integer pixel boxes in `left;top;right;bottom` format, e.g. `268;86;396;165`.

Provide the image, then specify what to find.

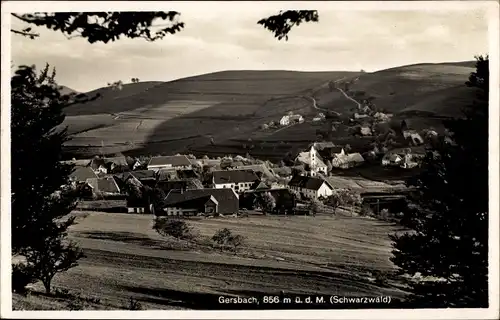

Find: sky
9;3;490;93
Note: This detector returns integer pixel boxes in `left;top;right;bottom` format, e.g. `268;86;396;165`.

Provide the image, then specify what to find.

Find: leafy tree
255;192;276;215
12;10;318;43
11;64;85;293
308;198;322;216
153;217;194;240
212;228;245;253
389;56;489;308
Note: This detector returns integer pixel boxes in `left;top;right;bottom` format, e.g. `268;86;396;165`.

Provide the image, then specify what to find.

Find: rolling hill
61;62;477;160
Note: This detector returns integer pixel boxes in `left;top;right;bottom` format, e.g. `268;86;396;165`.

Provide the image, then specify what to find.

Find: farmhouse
69;166;98;183
115;170;157;188
382;153;403;166
403;130;424;146
331;153;365;169
156;179;203;194
160;188;239;216
212;170;260;193
87;176;121;195
316;146;345;162
89;156;129;174
287;175;334;199
147;155;193;171
279;114;304;126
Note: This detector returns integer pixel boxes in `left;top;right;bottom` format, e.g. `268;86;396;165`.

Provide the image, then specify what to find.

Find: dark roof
156;180;202;193
69;166;97;181
176;169;200;180
148;155;192;167
213;170;260;184
251;181;270;190
130;170;156;180
89;156;128;170
317;146;344;159
88;177;121;194
157;169;178;181
162;188;238;214
288;175;332;191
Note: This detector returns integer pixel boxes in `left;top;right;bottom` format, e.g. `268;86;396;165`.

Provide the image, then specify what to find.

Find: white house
279;115;291;126
212;169;260;193
331;153;365;169
280;114;304;126
287;175;334;199
147;155;193;172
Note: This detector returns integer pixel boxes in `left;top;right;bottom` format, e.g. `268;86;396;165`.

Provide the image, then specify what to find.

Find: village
63;118;428;219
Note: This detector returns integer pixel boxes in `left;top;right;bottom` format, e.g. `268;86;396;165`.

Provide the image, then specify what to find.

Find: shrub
360;204;374;217
66;300;85;310
127;297;143;310
153;218;194;240
212;228;245;253
12;263;36;295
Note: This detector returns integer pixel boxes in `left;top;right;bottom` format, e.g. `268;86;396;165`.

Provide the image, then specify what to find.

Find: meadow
14;211;408;310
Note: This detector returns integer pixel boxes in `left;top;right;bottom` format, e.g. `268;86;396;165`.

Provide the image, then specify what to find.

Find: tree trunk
43;279;51;294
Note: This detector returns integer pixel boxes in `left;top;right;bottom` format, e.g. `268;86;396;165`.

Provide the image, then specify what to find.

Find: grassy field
14;211;409;310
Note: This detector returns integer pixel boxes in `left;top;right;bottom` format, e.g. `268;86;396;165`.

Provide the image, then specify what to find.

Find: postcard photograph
1;1;499;319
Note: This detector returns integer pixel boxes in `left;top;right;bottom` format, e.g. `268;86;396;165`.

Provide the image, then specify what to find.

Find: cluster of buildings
65;149;345;217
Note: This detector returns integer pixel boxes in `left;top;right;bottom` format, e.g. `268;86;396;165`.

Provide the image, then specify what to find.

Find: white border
1;1;499;319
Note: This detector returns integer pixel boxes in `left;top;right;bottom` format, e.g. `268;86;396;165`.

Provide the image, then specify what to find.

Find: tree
212;228;245;253
12;10;318;43
255;192;276;215
308;198;322;216
389;56;489;307
153;217;194;240
11;65;85;293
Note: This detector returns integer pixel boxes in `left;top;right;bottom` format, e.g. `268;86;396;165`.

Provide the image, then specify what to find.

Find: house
403;130;424;146
279;114;304;126
382;153;403;166
115;170;157;188
147;155;193;171
316;146;345;162
331;153;365;169
89;156;129;174
295;145;328;176
69;166;98;183
156;168;179;181
212;170;260;193
126;197;148;214
61;159;92;167
160;188;239;216
156;179;203;194
287;175;334;199
383;147;425;169
87;176;121;195
354;113;370;120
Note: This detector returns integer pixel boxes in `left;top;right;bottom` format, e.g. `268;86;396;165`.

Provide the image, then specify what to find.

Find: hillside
61;62;476;160
61;70;359;158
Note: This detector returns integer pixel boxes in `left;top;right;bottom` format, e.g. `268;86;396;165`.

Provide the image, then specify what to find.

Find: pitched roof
317;147;344;160
69;166;98;181
162;188;238;214
87;177;121;194
148;155;192;167
157;169;178;181
288;175;332;191
61;159;92;167
156;179;203;193
312;142;336;149
213;170;260;184
117;170;156;181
